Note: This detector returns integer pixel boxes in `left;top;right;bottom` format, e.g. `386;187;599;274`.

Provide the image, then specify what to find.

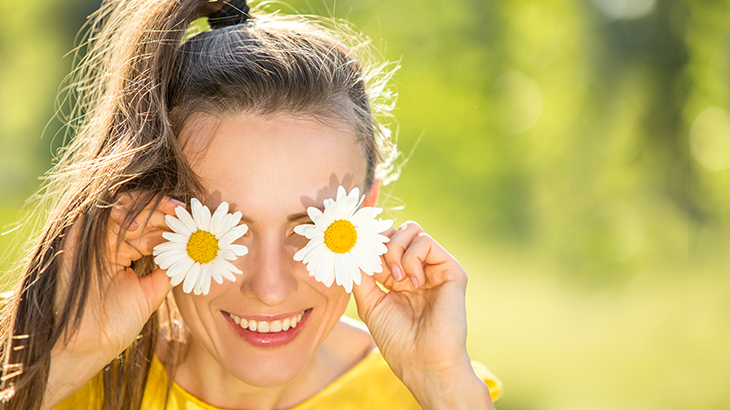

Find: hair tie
208;0;250;29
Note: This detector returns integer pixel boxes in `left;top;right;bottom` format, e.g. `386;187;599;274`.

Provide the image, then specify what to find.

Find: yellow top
55;350;502;409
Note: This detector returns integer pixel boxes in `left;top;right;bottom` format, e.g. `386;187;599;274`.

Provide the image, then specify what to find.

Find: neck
168;338;335;410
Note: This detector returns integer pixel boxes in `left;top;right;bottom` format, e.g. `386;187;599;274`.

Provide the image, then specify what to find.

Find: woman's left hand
352;221;494;410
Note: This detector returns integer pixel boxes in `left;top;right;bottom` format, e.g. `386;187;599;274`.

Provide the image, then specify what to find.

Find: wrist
401;361;494;410
42;345;109;409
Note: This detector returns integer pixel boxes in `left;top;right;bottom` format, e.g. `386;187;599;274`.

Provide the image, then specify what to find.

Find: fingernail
129;220;139;231
171;198;186;208
391;264;402;281
410;276;419;289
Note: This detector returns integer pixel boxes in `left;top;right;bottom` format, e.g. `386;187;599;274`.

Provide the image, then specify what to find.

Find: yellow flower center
187;230;219;264
324;220;358;254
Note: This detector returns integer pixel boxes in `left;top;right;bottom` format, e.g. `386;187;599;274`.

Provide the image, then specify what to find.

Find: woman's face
173;112;368;387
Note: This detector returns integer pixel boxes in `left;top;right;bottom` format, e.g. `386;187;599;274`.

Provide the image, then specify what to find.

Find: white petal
331;194;349;220
337;186;348;201
227;244;248;256
170;271;187;286
191;199;212;231
344;196;360;220
349;247;377;276
293;245;311;262
363;218;394;234
317;253;335;287
209;202;228;236
199;205;212;232
216;212;243;238
155;251;189;269
165;215;193;236
219;248;237;260
210;264;224;284
293;224;314;237
175;206;197;232
167;257;195;279
216;260;239;282
225;211;243;232
305;244;327;270
334;255;347;286
153;241;185;255
304;228;324;241
201;269;212;295
195;264;208;295
322;207;336;227
190;199;204;226
345;254;362;286
182;263;200;294
218;226;247;247
334;255;354;293
350;207;379;227
322;268;335;287
303;242;327;264
215;257;242;275
297;241;323;264
353;246;385;273
162;232;189;243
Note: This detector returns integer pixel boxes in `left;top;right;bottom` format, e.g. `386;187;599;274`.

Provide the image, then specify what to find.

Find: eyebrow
287;206;324;222
238;213;254;224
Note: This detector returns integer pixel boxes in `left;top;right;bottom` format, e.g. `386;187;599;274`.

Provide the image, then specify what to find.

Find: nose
238;230;298;306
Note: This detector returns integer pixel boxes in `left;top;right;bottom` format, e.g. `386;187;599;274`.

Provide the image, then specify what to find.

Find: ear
362;179;381;207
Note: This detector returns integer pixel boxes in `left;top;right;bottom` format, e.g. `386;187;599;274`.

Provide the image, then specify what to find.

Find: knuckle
399;220;423;232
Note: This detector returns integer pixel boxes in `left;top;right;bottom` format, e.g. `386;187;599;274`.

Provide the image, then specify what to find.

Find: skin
44;112;493;410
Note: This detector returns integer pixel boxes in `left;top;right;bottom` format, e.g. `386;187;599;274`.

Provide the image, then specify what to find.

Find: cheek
321;285;351;311
172;287;214;326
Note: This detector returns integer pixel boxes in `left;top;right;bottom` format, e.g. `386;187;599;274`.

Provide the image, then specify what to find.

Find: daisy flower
293;186;393;293
153;198;248;295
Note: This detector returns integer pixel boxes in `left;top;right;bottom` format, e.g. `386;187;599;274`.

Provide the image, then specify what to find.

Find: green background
1;0;729;408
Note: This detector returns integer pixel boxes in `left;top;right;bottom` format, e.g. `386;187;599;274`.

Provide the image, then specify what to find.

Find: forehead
181;112;367;215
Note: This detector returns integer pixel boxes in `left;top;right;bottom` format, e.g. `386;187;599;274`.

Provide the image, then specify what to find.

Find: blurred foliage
2;0;729;408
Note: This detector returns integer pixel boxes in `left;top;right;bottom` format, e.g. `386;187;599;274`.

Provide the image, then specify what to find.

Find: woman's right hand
43;194;180;408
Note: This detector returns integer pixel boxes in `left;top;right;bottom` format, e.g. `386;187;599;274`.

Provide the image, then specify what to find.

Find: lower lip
223;309;312;349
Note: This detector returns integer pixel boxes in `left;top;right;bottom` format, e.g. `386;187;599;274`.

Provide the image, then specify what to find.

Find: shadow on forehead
300;173;361;210
196;173;361;218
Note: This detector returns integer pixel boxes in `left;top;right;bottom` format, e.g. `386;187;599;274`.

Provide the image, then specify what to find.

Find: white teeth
228;310;306;334
258;321;270;333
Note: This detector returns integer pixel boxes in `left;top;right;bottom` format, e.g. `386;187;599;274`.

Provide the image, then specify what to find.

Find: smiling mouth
226;309;311;334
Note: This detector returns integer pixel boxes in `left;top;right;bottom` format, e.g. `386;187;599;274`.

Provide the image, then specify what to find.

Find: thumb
137;268;174;314
351;272;386;323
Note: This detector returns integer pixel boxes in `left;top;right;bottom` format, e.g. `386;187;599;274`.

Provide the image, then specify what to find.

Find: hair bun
208;0;250;29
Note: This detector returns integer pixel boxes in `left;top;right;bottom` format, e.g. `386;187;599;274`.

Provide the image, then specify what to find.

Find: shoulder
300;347;423;409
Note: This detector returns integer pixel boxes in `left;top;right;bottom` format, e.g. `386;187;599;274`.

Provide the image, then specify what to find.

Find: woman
0;0;501;409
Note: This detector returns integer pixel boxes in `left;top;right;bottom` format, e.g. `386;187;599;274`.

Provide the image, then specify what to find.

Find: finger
401;233;432;289
110;196;183;238
107;233;144;269
351;270;387;323
136;267;174;314
126;229;169;256
128;209;173;234
405;235;468;289
160;196;186;215
110;205;139;233
382;221;424;283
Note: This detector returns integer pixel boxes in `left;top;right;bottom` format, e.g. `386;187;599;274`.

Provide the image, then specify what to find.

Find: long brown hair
0;1;398;409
